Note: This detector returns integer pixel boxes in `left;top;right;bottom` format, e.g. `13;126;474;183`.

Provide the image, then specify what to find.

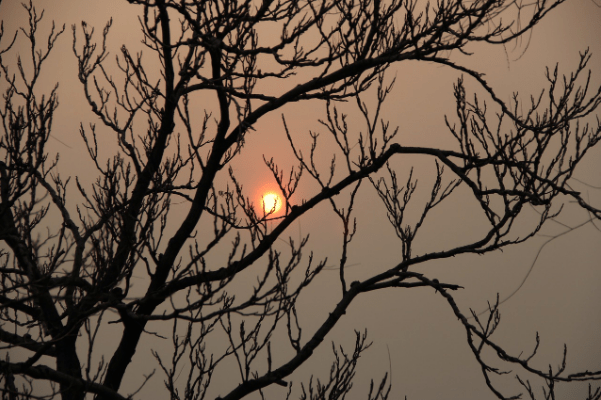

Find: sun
261;192;282;214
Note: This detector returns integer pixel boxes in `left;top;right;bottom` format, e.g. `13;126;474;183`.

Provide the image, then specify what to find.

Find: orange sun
261;192;283;214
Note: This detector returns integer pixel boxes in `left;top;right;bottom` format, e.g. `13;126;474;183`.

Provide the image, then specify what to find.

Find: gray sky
3;0;601;399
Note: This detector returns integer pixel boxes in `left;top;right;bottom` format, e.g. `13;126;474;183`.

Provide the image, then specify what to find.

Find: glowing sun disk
262;192;282;214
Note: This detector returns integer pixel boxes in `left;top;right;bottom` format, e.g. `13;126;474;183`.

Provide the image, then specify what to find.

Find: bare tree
1;0;600;399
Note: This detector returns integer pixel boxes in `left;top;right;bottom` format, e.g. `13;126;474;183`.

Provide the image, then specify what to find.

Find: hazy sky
2;0;601;399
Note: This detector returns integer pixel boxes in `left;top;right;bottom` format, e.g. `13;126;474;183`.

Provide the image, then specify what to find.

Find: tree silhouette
1;0;600;399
